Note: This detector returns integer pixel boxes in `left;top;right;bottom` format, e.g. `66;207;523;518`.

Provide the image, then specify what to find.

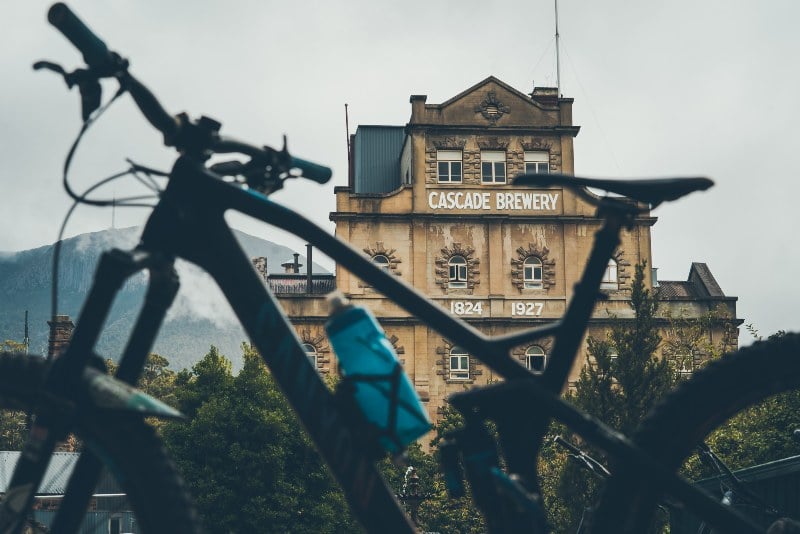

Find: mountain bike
7;3;800;533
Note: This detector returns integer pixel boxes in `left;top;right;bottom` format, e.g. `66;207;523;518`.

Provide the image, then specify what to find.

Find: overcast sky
2;1;798;343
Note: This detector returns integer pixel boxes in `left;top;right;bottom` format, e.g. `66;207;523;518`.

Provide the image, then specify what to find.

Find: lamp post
397;466;426;525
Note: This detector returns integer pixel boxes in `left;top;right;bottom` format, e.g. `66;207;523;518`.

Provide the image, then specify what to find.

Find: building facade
262;76;739;420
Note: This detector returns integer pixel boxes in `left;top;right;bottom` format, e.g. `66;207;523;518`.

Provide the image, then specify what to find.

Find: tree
550;262;673;532
162;344;358;533
0;341;32;449
683;330;800;480
0;340;27;353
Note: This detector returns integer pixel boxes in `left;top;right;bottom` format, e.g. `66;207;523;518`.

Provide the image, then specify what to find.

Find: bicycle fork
0;248;178;534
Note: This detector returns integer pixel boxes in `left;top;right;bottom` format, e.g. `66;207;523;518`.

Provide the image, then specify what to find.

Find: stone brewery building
256;76;739;419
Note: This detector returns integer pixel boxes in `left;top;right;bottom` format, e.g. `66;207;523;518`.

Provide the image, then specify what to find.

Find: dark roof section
658;263;727;300
353;125;405;194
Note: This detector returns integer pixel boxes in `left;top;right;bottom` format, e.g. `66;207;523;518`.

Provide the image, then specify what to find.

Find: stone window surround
436;339;482;383
299;329;332;374
434;242;480;294
513;339;553;373
511;244;556;292
359;242;402;289
425;137;560;186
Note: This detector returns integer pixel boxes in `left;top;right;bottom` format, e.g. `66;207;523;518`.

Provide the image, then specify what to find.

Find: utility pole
23;310;30;353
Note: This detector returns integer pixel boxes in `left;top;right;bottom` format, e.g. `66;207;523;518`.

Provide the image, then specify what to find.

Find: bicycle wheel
0;351;203;534
591;333;800;533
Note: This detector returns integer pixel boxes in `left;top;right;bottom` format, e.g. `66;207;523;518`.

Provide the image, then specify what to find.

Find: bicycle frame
13;155;762;533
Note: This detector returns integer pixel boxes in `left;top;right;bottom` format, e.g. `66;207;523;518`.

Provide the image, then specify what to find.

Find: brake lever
34;60;101;121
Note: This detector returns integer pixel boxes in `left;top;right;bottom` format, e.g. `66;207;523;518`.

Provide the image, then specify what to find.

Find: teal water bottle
325;292;431;454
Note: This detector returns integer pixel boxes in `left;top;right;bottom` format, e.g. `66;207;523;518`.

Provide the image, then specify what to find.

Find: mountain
0;227;329;371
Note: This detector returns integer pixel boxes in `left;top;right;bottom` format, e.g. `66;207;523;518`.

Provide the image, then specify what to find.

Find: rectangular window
450;355;470;380
524;151;550;174
437;150;462;183
481;151;506;184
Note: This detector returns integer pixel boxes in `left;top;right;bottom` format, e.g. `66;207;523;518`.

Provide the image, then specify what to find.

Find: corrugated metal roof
354;126;405;194
0;451;123;495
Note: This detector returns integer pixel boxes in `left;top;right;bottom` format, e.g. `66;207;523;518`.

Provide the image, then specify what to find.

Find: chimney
409;94;427;123
281;255;303;274
251;257;268;282
306;244;313;294
47;315;74;360
530;86;559;106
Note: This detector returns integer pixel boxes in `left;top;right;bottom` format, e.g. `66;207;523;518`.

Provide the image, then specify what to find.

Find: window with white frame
448;255;468;288
437;150;462;183
525;346;547;373
302;343;318;367
523;256;543;288
601;259;618;290
524;151;550;174
481;151;506;184
372;254;390;270
450;346;470;380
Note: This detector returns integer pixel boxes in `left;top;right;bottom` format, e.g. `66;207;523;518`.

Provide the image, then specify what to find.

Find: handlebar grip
48;3;112;69
290;156;332;184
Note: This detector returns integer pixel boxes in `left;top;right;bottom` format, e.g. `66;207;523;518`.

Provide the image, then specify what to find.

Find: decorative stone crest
520;139;553;151
474;91;510;125
511;244;556;291
431;137;467;150
477;137;510;150
434;242;480;292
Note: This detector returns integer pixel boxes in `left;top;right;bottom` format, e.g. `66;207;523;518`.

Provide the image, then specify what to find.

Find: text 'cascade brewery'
427;190;560;211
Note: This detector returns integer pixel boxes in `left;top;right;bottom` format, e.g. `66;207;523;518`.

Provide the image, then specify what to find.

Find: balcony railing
266;274;336;295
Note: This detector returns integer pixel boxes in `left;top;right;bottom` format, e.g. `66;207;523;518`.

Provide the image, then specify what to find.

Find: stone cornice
329;211;658;226
405;124;581;137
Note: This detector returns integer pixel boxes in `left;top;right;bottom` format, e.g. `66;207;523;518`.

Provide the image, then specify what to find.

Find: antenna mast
345;103;353;187
555;0;561;96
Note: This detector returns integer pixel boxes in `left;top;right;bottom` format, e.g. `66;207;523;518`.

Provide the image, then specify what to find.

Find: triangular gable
413;76;561;128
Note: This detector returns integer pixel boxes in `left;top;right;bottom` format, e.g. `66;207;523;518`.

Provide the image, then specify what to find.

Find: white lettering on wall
428;191;492;210
428;191;558;212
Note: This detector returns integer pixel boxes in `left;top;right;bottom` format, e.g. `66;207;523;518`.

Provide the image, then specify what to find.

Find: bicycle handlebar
46;2;332;185
48;3;111;70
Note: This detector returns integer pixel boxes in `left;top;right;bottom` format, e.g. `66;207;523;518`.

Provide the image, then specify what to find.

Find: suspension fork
51;253;179;534
0;249;175;534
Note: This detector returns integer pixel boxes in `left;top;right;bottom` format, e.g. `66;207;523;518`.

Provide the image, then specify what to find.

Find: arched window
448;255;468;288
302;343;318;367
449;346;470;380
525;346;546;373
601;259;618;289
372;254;390;270
523;256;543;289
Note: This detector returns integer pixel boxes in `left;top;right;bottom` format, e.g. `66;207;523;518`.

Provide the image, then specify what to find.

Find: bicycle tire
591;333;800;533
0;351;203;534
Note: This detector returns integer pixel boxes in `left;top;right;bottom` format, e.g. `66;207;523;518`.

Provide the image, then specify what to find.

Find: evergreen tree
550;262;673;531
